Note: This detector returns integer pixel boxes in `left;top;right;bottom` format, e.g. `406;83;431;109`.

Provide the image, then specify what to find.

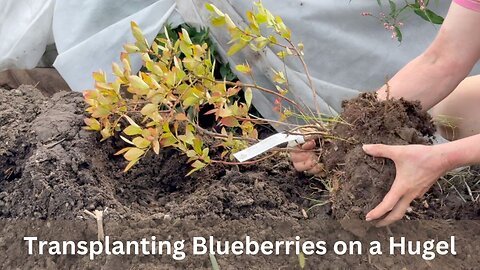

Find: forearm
435;134;480;170
378;2;480;110
377;52;470;111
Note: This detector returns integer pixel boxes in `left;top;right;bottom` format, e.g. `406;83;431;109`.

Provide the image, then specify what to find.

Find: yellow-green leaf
131;21;145;44
112;63;124;77
235;64;251;74
124;147;145;161
183;96;199;107
193;138;203;154
227;41;247;56
211;16;226;27
132;137;151;148
245;87;253;108
181;28;192;44
298;252;306;269
93;71;107;83
84;118;101;131
152;139;160;155
205;3;224;16
91;106;110;118
277;51;288;59
186;160;207;176
100;127;112;141
141;103;157;116
255;36;269;49
124;44;140;53
124;125;142;136
224;14;236;30
129;75;149;90
124;159;139;172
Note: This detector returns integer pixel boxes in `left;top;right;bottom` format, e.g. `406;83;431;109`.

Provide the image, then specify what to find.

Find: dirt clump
319;93;436;219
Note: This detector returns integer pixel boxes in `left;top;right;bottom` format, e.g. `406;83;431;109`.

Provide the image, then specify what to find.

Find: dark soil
318;93;479;220
320;93;434;219
0;86;313;221
0;86;478;269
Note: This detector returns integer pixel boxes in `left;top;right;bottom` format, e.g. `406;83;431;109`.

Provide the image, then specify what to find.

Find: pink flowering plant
363;0;444;41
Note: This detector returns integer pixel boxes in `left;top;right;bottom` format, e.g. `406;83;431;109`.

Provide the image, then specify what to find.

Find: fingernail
362;144;371;150
365;217;372;222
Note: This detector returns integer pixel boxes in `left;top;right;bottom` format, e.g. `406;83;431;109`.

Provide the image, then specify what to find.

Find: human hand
362;144;452;226
290;140;324;175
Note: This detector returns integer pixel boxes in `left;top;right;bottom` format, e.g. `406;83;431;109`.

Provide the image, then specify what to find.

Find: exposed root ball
319;93;436;219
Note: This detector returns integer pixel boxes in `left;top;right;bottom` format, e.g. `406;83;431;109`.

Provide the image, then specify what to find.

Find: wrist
433;142;464;171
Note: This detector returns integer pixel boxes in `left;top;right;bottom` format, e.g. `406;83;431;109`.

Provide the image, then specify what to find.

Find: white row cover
1;0;477;128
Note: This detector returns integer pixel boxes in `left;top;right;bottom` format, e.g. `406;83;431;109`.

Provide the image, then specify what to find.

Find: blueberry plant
364;0;444;41
83;1;324;174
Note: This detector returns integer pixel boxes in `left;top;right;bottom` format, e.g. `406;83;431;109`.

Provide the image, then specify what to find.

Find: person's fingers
375;195;413;227
306;163;324;175
366;180;406;221
293;158;316;172
302;140;316;150
290;151;313;162
362;144;397;159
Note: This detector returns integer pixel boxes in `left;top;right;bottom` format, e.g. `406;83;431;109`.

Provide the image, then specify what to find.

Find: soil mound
0;86;313;220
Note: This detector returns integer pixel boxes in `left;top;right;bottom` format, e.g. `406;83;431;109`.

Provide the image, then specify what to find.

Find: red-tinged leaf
217;107;232;118
114;147;133;155
83;89;97;100
227;87;241;96
124;148;145;161
204;108;218;115
220;117;240;127
160;136;177;148
175;113;188;121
